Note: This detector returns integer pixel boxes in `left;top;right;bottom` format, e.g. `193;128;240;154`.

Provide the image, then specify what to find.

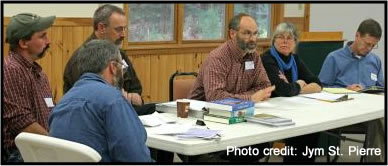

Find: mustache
115;37;124;44
37;44;50;58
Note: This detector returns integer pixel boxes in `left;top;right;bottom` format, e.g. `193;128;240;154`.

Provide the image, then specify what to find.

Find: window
125;3;279;47
183;4;226;40
128;4;174;42
234;4;271;38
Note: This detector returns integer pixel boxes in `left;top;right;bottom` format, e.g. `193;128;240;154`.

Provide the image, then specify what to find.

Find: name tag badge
44;98;55;108
245;61;255;70
371;73;377;81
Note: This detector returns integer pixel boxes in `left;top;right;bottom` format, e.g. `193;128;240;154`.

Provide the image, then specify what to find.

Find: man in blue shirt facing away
49;40;152;162
319;18;384;90
319;19;384;163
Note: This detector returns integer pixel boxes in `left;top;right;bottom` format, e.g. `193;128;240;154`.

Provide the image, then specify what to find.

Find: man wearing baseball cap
3;13;55;162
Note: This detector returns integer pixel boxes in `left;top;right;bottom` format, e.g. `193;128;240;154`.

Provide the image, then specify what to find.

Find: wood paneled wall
3;17;272;103
4;18;334;103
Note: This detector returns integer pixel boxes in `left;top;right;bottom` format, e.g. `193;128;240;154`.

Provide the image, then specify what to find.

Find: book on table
245;113;295;127
205;98;255;117
208;107;255;118
206;98;254;111
204;114;246;125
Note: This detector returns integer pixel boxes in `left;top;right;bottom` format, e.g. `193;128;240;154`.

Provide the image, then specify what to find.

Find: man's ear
97;22;106;34
229;29;237;40
108;62;117;75
18;39;29;49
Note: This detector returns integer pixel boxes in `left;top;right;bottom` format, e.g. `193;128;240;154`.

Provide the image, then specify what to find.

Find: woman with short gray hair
262;22;321;97
261;23;322;162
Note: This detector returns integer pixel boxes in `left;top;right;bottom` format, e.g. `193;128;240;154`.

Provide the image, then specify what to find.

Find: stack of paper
176;128;221;140
152;124;221;140
300;92;351;102
139;112;177;127
323;88;358;94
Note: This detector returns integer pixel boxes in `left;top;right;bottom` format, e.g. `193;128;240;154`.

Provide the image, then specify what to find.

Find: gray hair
271;22;299;45
76;39;121;75
93;4;125;30
228;13;254;31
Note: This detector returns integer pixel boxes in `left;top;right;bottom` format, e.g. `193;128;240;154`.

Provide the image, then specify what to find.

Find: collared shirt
63;33;142;95
49;73;152;162
3;51;53;151
261;49;322;97
319;41;384;88
189;40;271;101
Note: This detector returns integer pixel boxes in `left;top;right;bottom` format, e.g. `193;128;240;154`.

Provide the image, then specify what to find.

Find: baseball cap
6;13;56;44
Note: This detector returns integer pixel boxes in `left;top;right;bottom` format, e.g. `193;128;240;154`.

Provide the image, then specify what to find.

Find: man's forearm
22;122;49;136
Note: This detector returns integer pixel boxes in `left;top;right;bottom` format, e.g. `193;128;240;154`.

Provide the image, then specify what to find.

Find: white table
145;93;384;156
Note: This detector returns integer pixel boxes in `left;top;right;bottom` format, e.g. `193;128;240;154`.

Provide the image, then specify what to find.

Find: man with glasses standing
319;19;384;163
63;4;155;115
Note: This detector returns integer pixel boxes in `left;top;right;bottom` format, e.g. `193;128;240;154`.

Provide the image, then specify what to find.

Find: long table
144;93;384;156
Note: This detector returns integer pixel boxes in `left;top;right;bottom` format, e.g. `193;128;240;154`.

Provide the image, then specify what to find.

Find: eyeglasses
103;23;127;34
113;26;127;34
239;30;259;39
275;35;295;42
359;37;379;50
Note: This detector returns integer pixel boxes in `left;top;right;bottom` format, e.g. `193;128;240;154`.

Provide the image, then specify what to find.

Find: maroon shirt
189;40;271;101
3;51;53;151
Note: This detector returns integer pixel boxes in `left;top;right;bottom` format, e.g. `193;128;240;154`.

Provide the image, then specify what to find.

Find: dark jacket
261;49;322;97
63;34;142;95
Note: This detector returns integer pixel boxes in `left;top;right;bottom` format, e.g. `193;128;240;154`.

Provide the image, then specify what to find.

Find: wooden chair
169;71;198;101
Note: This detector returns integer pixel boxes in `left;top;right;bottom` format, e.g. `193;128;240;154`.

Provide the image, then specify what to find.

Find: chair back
169;71;198;101
15;132;101;162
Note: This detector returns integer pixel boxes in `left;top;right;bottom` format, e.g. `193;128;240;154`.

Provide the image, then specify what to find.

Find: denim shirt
319;42;384;88
49;73;152;162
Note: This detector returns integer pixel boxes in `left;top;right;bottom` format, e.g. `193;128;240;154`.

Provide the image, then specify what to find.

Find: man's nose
46;37;51;44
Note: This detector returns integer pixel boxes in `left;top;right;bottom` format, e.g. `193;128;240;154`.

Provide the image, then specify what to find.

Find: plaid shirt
3;51;53;151
189;40;271;101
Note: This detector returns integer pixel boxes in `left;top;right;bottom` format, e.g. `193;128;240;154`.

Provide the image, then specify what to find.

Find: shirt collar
227;40;253;63
9;51;43;72
79;72;111;86
345;41;366;59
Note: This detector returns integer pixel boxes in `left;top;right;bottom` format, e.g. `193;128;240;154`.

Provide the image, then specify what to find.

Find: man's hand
346;84;363;91
22;122;49;136
122;89;143;106
251;86;276;102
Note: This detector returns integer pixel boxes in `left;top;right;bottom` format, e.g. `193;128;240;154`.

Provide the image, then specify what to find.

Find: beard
236;36;257;53
35;44;50;59
113;69;124;89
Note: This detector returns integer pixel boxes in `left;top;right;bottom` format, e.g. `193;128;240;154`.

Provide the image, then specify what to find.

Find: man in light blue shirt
319;19;384;91
319;19;384;163
49;40;152;162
